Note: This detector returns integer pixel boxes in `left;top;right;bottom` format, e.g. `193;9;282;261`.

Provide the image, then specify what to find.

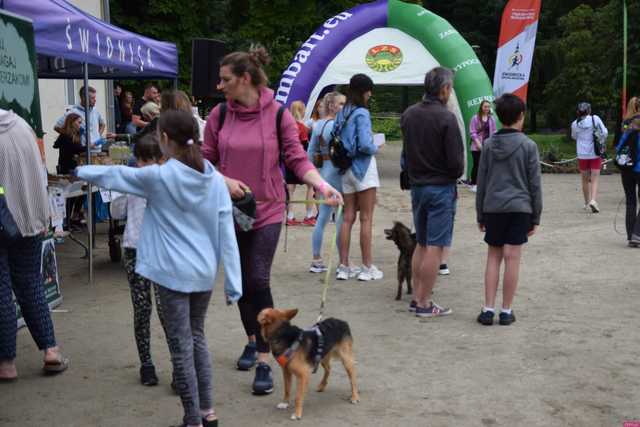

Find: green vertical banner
623;0;628;116
0;9;43;136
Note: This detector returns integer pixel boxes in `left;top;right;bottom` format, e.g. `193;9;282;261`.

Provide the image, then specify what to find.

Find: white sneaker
470;185;477;193
309;260;328;273
357;265;384;281
589;200;600;213
336;264;350;280
438;264;450;275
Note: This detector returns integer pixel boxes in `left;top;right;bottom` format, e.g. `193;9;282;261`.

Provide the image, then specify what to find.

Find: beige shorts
342;157;380;194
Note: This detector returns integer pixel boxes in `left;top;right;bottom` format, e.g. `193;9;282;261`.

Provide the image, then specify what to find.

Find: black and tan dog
257;308;359;420
384;221;416;300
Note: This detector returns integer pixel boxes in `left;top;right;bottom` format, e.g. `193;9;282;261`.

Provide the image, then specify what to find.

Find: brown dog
384;221;416;300
257;308;359;420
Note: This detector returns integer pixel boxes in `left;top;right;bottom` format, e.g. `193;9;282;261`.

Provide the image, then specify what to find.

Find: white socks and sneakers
336;264;383;281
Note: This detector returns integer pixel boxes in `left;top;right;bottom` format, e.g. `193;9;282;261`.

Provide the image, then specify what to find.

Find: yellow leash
259;198;342;322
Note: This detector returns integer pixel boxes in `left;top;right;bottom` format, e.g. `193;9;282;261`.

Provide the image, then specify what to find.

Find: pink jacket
469;114;497;151
202;87;314;229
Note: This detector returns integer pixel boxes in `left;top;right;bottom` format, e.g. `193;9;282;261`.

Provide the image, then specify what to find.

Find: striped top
0;110;49;237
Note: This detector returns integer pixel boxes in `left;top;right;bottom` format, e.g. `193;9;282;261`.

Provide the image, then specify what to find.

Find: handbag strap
332;106;361;138
317;119;332;152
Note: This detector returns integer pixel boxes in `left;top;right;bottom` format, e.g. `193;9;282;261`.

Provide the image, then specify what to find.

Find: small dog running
384;221;416;300
258;308;359;420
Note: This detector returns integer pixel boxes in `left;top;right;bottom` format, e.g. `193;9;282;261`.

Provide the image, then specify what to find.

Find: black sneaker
236;343;257;371
140;364;158;386
477;310;495;325
499;311;516;325
252;362;273;395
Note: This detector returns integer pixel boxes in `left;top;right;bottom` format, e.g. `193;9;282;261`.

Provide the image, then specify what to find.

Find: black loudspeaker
191;39;226;98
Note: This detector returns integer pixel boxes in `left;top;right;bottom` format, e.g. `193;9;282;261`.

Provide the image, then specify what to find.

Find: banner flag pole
622;0;628;117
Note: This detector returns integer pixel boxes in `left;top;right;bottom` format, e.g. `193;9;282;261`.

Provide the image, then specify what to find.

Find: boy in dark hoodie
475;94;542;326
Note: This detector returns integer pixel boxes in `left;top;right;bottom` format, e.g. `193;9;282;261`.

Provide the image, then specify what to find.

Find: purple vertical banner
275;0;388;107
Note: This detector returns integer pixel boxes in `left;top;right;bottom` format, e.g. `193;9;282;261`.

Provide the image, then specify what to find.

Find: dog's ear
283;308;298;320
257;308;274;326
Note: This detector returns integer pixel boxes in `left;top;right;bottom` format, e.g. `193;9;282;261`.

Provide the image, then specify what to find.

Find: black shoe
236;343;257;371
140;364;158;386
252;362;274;395
202;417;218;427
477;310;495;326
499;311;516;325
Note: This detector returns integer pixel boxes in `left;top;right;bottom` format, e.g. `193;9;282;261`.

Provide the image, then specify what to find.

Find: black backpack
615;129;638;170
329;107;361;174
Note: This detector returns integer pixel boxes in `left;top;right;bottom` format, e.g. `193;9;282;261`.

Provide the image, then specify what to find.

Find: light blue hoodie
77;159;242;300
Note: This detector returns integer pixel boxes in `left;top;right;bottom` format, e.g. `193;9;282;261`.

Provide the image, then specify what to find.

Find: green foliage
107;0;638;135
372;116;402;140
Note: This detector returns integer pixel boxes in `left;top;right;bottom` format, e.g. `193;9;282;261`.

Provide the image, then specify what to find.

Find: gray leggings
158;286;213;426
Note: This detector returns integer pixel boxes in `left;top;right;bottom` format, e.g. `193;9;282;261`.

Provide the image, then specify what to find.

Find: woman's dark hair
158;110;204;173
221;45;270;87
133;133;162;163
477;100;492;117
495;94;526;126
346;73;374;107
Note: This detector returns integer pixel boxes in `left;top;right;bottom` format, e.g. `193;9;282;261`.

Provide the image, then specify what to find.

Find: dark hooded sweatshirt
476;129;543;225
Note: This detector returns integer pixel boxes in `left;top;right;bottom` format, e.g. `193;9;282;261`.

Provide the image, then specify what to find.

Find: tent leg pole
83;63;94;286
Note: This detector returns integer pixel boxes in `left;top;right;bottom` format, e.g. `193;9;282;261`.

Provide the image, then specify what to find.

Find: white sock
287;211;295;220
482;306;495;313
501;307;512;314
305;208;315;218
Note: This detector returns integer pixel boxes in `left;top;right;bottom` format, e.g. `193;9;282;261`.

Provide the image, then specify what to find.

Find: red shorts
578;158;602;171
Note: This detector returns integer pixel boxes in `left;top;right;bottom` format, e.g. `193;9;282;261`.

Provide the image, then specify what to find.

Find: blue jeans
411;184;457;247
312;203;343;258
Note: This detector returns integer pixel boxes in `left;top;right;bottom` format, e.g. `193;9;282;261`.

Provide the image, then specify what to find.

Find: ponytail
158;110;204;173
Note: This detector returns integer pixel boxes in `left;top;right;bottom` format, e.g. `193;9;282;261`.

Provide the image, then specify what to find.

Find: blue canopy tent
1;0;179;283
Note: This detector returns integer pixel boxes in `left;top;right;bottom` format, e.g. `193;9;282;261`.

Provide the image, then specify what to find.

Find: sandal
43;355;69;375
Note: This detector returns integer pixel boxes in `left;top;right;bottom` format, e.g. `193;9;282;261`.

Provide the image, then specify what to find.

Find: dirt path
2;144;639;427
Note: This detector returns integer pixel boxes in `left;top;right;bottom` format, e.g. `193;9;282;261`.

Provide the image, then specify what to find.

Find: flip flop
43;355;69;375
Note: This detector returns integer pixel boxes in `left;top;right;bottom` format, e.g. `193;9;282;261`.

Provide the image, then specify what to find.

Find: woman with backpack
334;73;383;282
616;103;640;247
202;46;341;396
307;91;346;273
570;102;608;213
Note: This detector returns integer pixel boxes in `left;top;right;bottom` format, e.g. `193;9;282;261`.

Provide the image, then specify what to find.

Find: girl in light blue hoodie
78;110;241;427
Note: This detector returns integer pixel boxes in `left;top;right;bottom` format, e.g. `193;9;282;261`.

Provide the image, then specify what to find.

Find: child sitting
475;94;543;326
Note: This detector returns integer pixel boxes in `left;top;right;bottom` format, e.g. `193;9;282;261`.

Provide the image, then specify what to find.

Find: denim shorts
411;184;457;247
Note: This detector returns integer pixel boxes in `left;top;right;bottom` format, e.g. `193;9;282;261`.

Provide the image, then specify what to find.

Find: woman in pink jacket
202;47;341;396
469;100;497;192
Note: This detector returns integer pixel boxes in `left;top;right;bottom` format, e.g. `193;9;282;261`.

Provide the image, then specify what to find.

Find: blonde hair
322;91;346;117
290;101;306;122
625;97;640;120
221;45;270;88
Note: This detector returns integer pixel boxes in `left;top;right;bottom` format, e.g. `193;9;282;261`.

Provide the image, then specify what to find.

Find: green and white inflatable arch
276;0;496;174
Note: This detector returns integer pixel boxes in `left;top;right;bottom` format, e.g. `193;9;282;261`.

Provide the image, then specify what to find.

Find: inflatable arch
275;0;496;157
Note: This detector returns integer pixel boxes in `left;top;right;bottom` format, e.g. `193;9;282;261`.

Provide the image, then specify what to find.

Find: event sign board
15;236;63;328
493;0;542;101
0;9;42;136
